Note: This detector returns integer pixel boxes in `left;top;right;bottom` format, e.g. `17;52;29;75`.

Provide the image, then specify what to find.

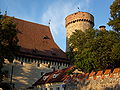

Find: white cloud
41;0;90;34
41;0;91;51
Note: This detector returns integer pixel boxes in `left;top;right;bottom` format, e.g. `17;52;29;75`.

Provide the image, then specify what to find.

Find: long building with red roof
2;17;70;89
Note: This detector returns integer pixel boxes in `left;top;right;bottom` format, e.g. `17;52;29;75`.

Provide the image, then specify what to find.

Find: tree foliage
107;0;120;32
68;29;120;72
0;12;19;81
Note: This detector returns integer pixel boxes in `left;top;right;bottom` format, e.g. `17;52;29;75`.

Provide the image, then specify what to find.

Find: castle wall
65;68;120;90
2;57;69;89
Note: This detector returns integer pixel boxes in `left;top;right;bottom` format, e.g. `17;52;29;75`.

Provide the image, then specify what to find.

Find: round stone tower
65;11;94;51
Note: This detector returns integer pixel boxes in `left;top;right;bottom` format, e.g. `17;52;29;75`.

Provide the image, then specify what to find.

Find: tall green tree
0;12;19;81
68;29;120;72
107;0;120;32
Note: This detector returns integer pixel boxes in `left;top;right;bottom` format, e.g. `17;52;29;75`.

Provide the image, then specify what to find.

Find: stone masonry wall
2;58;68;89
65;68;120;90
65;12;94;38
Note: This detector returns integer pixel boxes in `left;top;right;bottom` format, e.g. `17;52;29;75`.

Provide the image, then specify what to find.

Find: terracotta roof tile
104;69;111;75
32;66;75;86
85;73;89;76
96;71;103;76
112;68;120;74
89;72;96;77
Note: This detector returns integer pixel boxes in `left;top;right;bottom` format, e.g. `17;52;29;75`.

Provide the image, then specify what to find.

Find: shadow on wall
2;47;69;90
0;82;12;90
65;79;90;90
12;61;50;89
105;84;120;90
66;80;120;90
19;47;67;60
3;60;50;89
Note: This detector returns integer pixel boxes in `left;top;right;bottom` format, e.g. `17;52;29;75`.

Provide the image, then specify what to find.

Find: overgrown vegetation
0;12;19;82
107;0;120;32
67;0;120;73
67;29;120;72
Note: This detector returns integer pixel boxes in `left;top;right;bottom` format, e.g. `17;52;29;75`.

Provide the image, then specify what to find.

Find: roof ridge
7;16;49;27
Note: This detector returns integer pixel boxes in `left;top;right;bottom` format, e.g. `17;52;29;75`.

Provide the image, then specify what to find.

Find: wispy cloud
41;0;91;50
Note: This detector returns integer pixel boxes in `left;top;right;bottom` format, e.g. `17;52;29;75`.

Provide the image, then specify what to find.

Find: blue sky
0;0;114;51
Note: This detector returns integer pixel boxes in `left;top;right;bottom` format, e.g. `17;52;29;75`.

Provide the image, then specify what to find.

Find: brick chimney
99;25;106;31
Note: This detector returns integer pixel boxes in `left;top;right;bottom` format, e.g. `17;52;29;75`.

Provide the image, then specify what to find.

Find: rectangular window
56;87;60;90
45;88;47;90
40;88;43;90
50;88;53;90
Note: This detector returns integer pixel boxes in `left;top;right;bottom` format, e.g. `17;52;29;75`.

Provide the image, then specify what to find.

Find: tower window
73;21;75;23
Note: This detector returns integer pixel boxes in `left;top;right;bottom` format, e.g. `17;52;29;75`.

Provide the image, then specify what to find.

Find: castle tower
65;11;94;51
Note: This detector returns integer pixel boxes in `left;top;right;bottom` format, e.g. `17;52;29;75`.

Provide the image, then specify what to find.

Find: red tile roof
85;73;89;77
10;17;68;61
89;72;96;77
96;71;103;76
32;66;75;86
104;69;111;75
112;68;120;74
32;67;120;86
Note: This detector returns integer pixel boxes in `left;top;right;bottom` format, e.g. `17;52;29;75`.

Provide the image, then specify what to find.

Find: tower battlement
65;11;94;28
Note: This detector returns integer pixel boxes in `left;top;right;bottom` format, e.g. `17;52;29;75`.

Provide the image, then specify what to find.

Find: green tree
107;0;120;32
68;29;120;72
0;12;19;81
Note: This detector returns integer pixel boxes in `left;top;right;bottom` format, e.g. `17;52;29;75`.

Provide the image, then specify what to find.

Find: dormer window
53;73;59;78
43;35;49;39
43;75;49;81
